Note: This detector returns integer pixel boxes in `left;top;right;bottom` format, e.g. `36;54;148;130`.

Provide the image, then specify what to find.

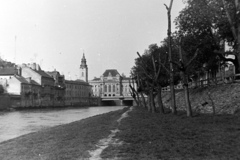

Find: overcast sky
0;0;185;80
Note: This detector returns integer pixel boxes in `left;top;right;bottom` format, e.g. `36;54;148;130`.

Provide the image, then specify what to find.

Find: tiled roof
102;69;120;77
65;80;90;85
0;67;17;75
46;71;61;77
31;80;40;86
15;76;30;84
91;78;101;81
75;79;86;83
35;70;53;79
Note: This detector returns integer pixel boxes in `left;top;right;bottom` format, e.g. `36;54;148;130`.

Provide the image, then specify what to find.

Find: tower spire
80;52;88;82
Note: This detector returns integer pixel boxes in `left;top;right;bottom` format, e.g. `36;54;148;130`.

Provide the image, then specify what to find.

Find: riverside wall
0;95;10;110
0;95;101;110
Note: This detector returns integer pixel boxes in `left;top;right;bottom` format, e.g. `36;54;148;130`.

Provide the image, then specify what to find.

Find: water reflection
0;106;125;143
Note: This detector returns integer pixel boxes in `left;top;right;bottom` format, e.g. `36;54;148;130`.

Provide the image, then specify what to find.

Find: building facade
65;79;92;105
89;69;135;98
0;55;99;109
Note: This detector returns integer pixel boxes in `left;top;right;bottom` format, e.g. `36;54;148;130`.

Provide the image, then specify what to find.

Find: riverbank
0;106;239;160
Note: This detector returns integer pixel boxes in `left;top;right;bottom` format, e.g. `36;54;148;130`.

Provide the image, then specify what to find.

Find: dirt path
88;106;133;160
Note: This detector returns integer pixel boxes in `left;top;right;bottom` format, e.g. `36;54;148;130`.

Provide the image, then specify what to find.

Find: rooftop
0;67;18;76
102;69;120;77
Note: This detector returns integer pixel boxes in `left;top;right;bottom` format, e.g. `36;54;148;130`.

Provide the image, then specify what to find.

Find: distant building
79;53;88;82
64;53;92;105
89;69;135;97
20;63;55;106
65;79;92;105
47;70;66;106
0;55;99;108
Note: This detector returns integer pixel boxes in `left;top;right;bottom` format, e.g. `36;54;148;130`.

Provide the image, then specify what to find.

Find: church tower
80;53;88;82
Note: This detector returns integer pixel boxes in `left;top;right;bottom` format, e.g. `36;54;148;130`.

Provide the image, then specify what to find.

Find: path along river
0;106;125;143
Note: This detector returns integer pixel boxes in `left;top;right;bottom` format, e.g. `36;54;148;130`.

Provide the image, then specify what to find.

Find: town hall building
89;69;136;98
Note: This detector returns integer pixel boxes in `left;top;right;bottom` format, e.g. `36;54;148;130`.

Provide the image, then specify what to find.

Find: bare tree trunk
129;78;140;106
136;92;141;106
147;93;152;112
157;84;165;114
150;88;156;113
140;92;147;109
238;24;240;73
165;0;176;115
182;73;192;117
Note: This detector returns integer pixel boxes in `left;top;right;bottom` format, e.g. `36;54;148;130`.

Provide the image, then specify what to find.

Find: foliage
175;0;239;72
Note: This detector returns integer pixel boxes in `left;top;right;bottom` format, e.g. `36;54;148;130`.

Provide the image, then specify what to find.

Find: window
108;85;111;92
104;85;107;92
82;72;84;77
113;85;115;92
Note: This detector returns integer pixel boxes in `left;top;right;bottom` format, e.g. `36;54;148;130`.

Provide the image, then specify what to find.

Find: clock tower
80;53;88;82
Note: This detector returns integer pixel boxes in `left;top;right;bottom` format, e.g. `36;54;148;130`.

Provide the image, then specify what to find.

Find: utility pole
14;36;17;64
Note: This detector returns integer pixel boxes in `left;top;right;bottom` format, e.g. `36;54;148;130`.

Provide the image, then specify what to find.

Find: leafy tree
176;0;240;73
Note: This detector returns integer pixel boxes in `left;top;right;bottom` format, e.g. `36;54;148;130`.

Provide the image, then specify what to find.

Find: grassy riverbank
0;106;239;160
0;107;129;160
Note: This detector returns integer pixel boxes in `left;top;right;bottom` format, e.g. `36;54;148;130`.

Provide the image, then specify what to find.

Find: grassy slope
162;83;240;114
102;106;240;160
0;107;129;160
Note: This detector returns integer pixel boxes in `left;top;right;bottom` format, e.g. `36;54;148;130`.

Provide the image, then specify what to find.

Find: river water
0;106;125;143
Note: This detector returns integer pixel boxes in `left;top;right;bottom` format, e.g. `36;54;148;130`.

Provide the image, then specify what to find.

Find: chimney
36;64;39;71
32;63;36;70
17;66;22;76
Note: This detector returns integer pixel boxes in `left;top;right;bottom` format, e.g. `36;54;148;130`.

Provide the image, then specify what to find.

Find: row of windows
66;84;85;89
93;86;130;93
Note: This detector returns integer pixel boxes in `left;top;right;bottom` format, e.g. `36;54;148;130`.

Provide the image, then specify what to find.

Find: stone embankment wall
0;95;10;109
162;83;240;114
0;96;100;110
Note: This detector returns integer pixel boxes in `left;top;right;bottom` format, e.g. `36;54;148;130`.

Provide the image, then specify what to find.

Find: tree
164;0;177;114
176;0;240;73
132;44;170;113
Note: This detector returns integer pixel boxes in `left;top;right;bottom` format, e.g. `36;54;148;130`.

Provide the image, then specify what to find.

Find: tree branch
170;60;181;68
139;65;153;80
222;0;237;40
164;4;169;10
159;61;170;73
186;48;199;68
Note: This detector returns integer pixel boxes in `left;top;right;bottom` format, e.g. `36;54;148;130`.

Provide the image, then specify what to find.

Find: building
47;70;66;106
64;53;92;105
20;63;55;106
65;79;92;105
0;55;99;108
79;53;88;82
89;69;135;97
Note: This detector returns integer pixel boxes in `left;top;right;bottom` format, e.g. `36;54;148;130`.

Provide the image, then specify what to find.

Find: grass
0;105;239;160
102;107;240;160
0;107;129;160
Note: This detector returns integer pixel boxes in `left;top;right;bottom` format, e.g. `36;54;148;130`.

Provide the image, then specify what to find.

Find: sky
0;0;185;80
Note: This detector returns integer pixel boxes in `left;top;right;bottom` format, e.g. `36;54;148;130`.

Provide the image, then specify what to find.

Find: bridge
100;96;134;106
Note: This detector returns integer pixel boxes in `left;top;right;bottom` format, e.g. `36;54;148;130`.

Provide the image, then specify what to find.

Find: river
0;106;125;143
